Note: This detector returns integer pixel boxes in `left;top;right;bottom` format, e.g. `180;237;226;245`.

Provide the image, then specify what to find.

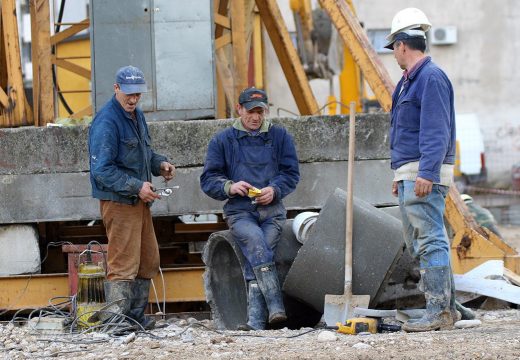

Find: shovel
323;102;370;326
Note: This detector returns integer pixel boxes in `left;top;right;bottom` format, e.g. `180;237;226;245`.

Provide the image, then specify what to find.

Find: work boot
449;270;476;320
90;280;132;323
253;263;287;324
402;266;454;332
237;281;268;331
128;278;156;330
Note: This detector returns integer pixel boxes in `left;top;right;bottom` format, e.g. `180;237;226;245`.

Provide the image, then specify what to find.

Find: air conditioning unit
430;26;457;45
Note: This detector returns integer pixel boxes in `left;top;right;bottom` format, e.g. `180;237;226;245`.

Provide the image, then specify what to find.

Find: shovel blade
323;294;370;326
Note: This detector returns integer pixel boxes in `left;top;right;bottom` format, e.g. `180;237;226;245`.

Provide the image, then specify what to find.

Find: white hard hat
460;194;473;203
387;8;431;41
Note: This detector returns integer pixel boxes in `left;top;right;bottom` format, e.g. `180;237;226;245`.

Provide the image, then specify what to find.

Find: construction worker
461;194;503;238
200;87;300;330
386;8;473;332
88;65;175;329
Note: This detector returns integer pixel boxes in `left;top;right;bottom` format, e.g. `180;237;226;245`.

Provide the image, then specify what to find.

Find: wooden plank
231;0;249;104
214;13;230;30
215;48;235;113
253;11;264;89
215;32;231;50
52;56;91;80
0;87;8;108
504;268;520;287
214;0;229;38
2;0;27;126
49;18;89;45
255;0;319;115
30;0;54;126
69;104;92;119
318;0;394;112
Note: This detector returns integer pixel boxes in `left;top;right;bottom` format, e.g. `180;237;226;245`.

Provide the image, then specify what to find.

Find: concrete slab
283;189;405;312
0;160;396;223
0;225;41;275
0;114;390;175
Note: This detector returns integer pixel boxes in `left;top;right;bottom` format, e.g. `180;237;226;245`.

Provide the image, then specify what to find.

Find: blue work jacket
88;96;167;204
390;57;456;183
200;123;300;216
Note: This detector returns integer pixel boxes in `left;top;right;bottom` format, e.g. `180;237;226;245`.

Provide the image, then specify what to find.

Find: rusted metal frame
318;0;394;112
0;267;205;311
49;18;89;45
30;0;54;126
255;0;319;115
51;56;91;80
1;0;29;126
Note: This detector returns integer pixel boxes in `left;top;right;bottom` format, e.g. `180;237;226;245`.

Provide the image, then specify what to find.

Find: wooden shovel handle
345;101;356;286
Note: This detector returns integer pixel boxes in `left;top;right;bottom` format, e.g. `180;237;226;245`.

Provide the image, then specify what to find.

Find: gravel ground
1;309;520;360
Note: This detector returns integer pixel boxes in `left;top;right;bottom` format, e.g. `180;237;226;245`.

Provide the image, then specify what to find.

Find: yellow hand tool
328;317;401;334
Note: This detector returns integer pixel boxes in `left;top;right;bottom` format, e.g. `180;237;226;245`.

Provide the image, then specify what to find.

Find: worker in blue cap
200;87;300;330
88;65;175;329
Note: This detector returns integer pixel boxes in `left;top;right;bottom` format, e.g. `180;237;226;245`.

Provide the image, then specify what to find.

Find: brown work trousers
100;200;160;281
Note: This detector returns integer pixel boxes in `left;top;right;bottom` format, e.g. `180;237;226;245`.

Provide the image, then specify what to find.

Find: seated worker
200;87;300;330
461;194;503;238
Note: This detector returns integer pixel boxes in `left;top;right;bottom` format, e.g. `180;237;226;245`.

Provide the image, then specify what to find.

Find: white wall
267;0;520;183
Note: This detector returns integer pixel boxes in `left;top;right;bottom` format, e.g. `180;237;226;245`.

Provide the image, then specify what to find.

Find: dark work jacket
390;57;456;183
200;123;300;216
88;96;167;204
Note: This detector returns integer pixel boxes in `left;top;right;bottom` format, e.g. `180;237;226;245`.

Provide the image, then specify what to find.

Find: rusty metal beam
255;0;319;115
318;0;394;112
0;267;205;311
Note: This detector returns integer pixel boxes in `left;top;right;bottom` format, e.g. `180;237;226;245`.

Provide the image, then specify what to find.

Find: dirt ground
1;309;520;360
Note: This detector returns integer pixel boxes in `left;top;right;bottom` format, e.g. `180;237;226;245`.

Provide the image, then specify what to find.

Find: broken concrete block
0;225;40;275
454;319;482;329
283;188;405;312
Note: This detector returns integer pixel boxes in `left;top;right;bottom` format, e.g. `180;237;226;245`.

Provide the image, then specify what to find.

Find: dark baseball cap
115;65;148;94
384;29;426;50
238;87;268;110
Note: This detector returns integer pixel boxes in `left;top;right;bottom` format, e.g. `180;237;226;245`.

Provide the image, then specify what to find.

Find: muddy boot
253;263;287;324
448;272;461;323
402;266;454;332
90;280;132;323
128;278;156;330
456;301;476;320
237;281;268;331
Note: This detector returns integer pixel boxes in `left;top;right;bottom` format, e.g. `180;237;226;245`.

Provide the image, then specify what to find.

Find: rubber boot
237;281;268;331
90;280;132;323
128;278;156;330
402;266;454;332
253;263;287;324
449;270;476;320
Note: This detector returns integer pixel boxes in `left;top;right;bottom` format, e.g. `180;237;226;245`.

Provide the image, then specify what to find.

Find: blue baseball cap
115;65;148;94
238;87;268;110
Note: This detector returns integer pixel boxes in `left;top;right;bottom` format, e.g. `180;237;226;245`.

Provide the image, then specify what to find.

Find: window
366;29;392;54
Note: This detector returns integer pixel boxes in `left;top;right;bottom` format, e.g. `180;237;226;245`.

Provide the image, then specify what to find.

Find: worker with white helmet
387;8;474;332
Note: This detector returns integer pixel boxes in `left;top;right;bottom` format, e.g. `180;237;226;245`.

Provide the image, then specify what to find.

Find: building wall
268;0;520;184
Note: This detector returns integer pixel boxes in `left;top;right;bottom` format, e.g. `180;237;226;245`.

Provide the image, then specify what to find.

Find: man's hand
392;181;398;197
139;182;160;203
229;181;253;197
160;162;175;181
256;186;275;205
415;177;433;197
